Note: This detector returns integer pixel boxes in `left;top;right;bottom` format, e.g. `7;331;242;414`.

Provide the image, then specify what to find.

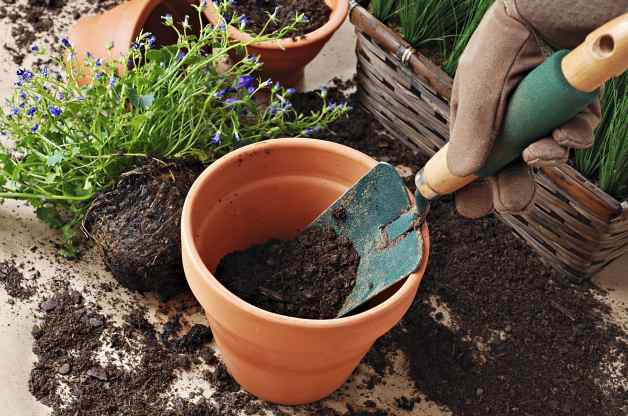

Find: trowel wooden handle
416;12;628;200
562;13;628;92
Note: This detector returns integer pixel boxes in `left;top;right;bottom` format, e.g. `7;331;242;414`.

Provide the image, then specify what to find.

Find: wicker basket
349;3;628;279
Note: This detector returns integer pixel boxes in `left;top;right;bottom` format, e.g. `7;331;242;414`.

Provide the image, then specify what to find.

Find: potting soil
216;226;360;319
229;0;331;38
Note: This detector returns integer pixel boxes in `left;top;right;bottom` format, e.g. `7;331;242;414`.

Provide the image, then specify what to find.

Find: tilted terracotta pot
68;0;200;75
181;138;430;405
203;0;349;88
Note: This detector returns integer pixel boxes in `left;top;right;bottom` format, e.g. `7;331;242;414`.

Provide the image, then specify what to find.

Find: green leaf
36;206;65;229
46;151;64;167
140;94;155;109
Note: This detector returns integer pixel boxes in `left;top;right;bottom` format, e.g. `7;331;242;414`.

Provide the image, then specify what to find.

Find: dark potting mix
229;0;331;38
216;226;360;319
0;81;627;415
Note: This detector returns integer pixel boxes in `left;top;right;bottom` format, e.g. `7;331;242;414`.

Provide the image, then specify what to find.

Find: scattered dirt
229;0;331;38
216;226;360;319
0;259;35;300
29;286;217;416
84;160;204;299
0;0;124;65
363;197;628;415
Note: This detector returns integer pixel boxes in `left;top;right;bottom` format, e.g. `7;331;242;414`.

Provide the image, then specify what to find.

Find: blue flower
48;105;62;117
95;58;102;67
213;87;231;99
19;101;26;109
31;123;39;133
57;92;65;100
31;44;39;52
86;51;94;59
302;15;310;23
10;107;21;117
16;68;34;83
211;131;221;144
19;91;27;101
27;107;36;117
147;35;157;48
61;38;72;48
176;50;186;62
131;41;140;49
41;66;49;78
238;75;254;90
246;54;259;63
247;86;255;95
218;21;226;31
286;88;296;95
224;98;238;106
95;72;104;80
238;15;248;29
34;95;41;102
108;75;117;88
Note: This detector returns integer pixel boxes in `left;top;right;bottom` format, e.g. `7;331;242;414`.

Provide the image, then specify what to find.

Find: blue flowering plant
0;0;349;255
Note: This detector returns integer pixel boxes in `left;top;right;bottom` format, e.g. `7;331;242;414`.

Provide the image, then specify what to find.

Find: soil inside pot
216;226;360;319
228;0;331;38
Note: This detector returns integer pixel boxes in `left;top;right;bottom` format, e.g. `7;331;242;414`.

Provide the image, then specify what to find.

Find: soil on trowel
216;226;360;319
84;160;204;299
229;0;331;38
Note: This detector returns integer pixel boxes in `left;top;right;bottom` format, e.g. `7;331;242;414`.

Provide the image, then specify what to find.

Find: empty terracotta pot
181;138;430;405
68;0;200;75
203;0;349;88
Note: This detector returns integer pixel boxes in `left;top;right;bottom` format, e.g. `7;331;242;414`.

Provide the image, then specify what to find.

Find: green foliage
398;0;470;57
442;0;494;75
575;73;628;201
371;0;398;22
0;1;349;253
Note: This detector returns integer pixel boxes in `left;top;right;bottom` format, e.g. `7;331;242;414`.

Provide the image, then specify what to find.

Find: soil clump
84;160;203;299
0;259;35;300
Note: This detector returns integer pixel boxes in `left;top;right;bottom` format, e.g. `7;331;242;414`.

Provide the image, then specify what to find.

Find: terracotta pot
181;138;430;405
203;0;349;88
68;0;200;75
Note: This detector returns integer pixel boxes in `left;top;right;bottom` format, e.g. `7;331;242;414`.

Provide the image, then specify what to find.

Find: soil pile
365;198;628;415
0;259;35;300
216;226;360;319
229;0;331;38
84;160;203;298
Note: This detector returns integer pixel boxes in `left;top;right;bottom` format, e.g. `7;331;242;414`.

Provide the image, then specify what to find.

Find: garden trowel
311;12;628;318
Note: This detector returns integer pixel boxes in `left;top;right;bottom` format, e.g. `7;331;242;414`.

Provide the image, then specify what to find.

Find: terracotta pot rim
203;0;349;50
181;138;430;329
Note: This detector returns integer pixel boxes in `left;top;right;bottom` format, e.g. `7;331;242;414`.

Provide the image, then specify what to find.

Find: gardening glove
448;0;626;219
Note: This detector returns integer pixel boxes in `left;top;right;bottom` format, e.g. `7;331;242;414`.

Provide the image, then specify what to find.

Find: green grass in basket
398;0;470;57
576;73;628;201
371;0;398;22
442;0;494;75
